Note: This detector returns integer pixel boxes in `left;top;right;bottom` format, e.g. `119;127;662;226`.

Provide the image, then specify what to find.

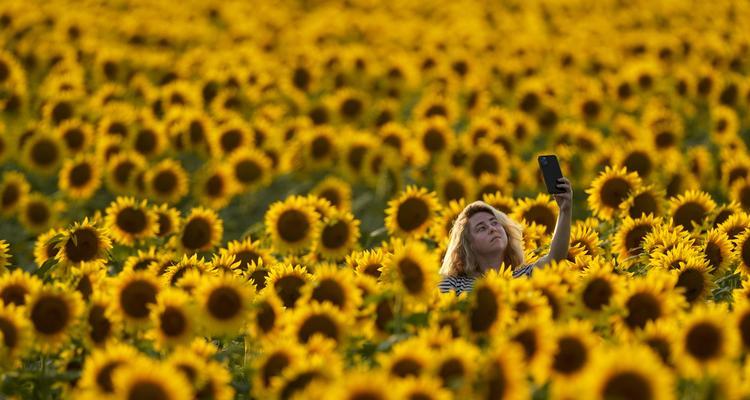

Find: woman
438;177;573;295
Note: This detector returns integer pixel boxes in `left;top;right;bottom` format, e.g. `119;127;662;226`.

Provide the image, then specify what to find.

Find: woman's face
468;211;507;256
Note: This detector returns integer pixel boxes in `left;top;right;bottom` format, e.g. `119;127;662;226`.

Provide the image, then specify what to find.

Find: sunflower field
1;0;750;398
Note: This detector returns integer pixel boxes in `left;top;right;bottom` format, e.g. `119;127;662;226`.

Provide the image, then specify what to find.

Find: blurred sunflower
33;228;64;268
83;292;121;349
77;342;140;397
674;303;740;378
310;176;352;212
573;259;621;318
104;150;147;194
376;339;434;379
717;211;750;244
54;119;93;155
0;171;30;217
265;263;311;309
618;183;667;219
672;258;715;304
161;254;209;287
507;315;555;384
458;270;511;338
612;269;686;338
112;269;161;326
265;195;321;254
346;248;389;280
0;268;41;308
315;209;360;261
710;105;739;143
474;339;527;400
144;158;189;204
193;162;236;210
18;192;63;234
58;153;101;200
219;237;274;274
176;206;223;254
227;147;273;193
512;193;558;236
414;116;454;159
104;197;158;245
381;239;439;302
730;176;750;212
151;203;181;238
21;131;65;175
299;126;339;170
247;291;285;340
385;186;441;239
582;343;674;400
112;356;193;400
697;228;734;276
668;190;717;232
26;283;83;352
0;302;31;369
250;337;305;398
282;301;349;347
148;288;195;349
586;165;643;220
612;214;662;268
434;168;475;204
733;229;750;277
55;217;112;270
720;156;750;193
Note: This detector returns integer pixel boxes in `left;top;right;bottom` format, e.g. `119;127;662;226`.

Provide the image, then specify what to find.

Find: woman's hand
552;177;573;213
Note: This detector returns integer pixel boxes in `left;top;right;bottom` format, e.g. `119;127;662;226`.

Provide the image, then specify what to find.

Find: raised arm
531;177;573;270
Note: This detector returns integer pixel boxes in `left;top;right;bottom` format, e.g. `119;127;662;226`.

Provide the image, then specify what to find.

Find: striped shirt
437;263;536;295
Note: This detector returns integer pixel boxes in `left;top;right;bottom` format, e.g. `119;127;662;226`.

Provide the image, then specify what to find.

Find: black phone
537;154;565;194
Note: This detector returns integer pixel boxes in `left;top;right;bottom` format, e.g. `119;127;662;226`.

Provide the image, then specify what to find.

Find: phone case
538;155;565;194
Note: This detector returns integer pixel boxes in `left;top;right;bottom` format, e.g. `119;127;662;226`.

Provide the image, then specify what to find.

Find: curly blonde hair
439;200;525;278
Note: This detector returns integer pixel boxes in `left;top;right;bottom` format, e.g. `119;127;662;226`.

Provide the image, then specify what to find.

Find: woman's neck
476;251;505;273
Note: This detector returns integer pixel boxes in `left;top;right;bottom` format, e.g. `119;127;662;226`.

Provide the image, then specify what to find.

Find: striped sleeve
512;263;535;278
438;276;457;294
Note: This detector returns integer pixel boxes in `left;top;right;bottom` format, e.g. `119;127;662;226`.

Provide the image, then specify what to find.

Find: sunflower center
624;224;652;257
375;299;394;332
220;130;242;153
686;322;722;360
486;360;507;399
512;329;537;360
1;284;27;306
676;268;705;302
739;313;750;348
120;280;158;319
398;259;424;294
156;213;172;236
630;193;658;218
181;217;211;250
645;337;671;365
152;170;177;195
443;180;466;202
249;269;269;290
0;317;18;349
602;371;652;400
207;286;242;320
134;129;156;154
341;98;363;118
582;100;601;119
471;152;499;178
523;205;557;235
277;209;310;243
26;201;50;225
64;227;100;263
396;198;429;232
582;278;612;311
298;314;338;343
113;160;136;185
160;306;187;336
275;275;306;307
280;371;320;400
470;286;499;332
76;275;93;301
1;184;19;208
116;206;148;234
128;380;168;400
363;263;382;278
624;292;661;330
70;163;92;187
262;353;291;387
541;289;560;319
552;336;587;374
312;279;345;307
742;237;750;268
88;304;112;344
391;358;422;378
673;202;708;231
235;160;261;184
31;139;59;167
422;128;446;152
321;221;349;250
256;301;276;333
97;361;124;393
31;295;69;335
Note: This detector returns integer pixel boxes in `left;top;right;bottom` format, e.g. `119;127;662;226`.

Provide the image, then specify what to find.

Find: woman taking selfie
438;175;573;295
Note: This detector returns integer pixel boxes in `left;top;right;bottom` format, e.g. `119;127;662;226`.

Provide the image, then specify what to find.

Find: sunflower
315;209;360;261
586;165;643;220
710;105;739;143
0;170;30;217
18;192;63;234
427;337;480;393
310;176;352;212
55;217;112;270
130;121;166;159
21;131;65;175
506;277;554;321
385;186;441;239
265;195;321;254
573;260;621;318
144;158;190;204
248;290;285;340
193;162;236;210
218;237;275;274
151;203;181;238
77;342;141;397
282;301;349;347
176;206;223;254
734;229;750;278
112;269;161;326
611;214;662;269
195;272;254;336
147;288;195;349
0;302;31;369
473;339;528;400
394;375;453;400
730;176;750;212
159;253;208;287
268;355;341;400
381;239;439;302
720;155;750;190
376;339;433;379
414;116;454;158
668;189;717;232
26;283;83;352
122;247;170;273
105;150;147;194
33;228;64;268
265;263;311;309
250;337;305;398
339;133;378;180
300;264;361;315
377;122;410;153
567;222;602;260
104;197;158;245
227;147;272;193
430;199;466;242
300;126;339;170
618;183;667;219
0;268;41;308
512;193;559;235
112;356;193;400
674;303;740;378
346;248;389;280
612;269;686;338
546;319;600;384
718;211;750;244
697;228;734;276
69;261;106;301
504;314;555;384
582;343;674;400
732;299;750;351
648;240;703;270
83;292;121;349
58;153;102;200
434;168;475;204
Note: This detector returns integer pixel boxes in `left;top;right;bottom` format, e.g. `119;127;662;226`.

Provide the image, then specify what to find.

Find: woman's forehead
468;211;497;226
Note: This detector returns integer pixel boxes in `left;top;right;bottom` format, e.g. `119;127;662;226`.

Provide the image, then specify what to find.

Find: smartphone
537;154;565;194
